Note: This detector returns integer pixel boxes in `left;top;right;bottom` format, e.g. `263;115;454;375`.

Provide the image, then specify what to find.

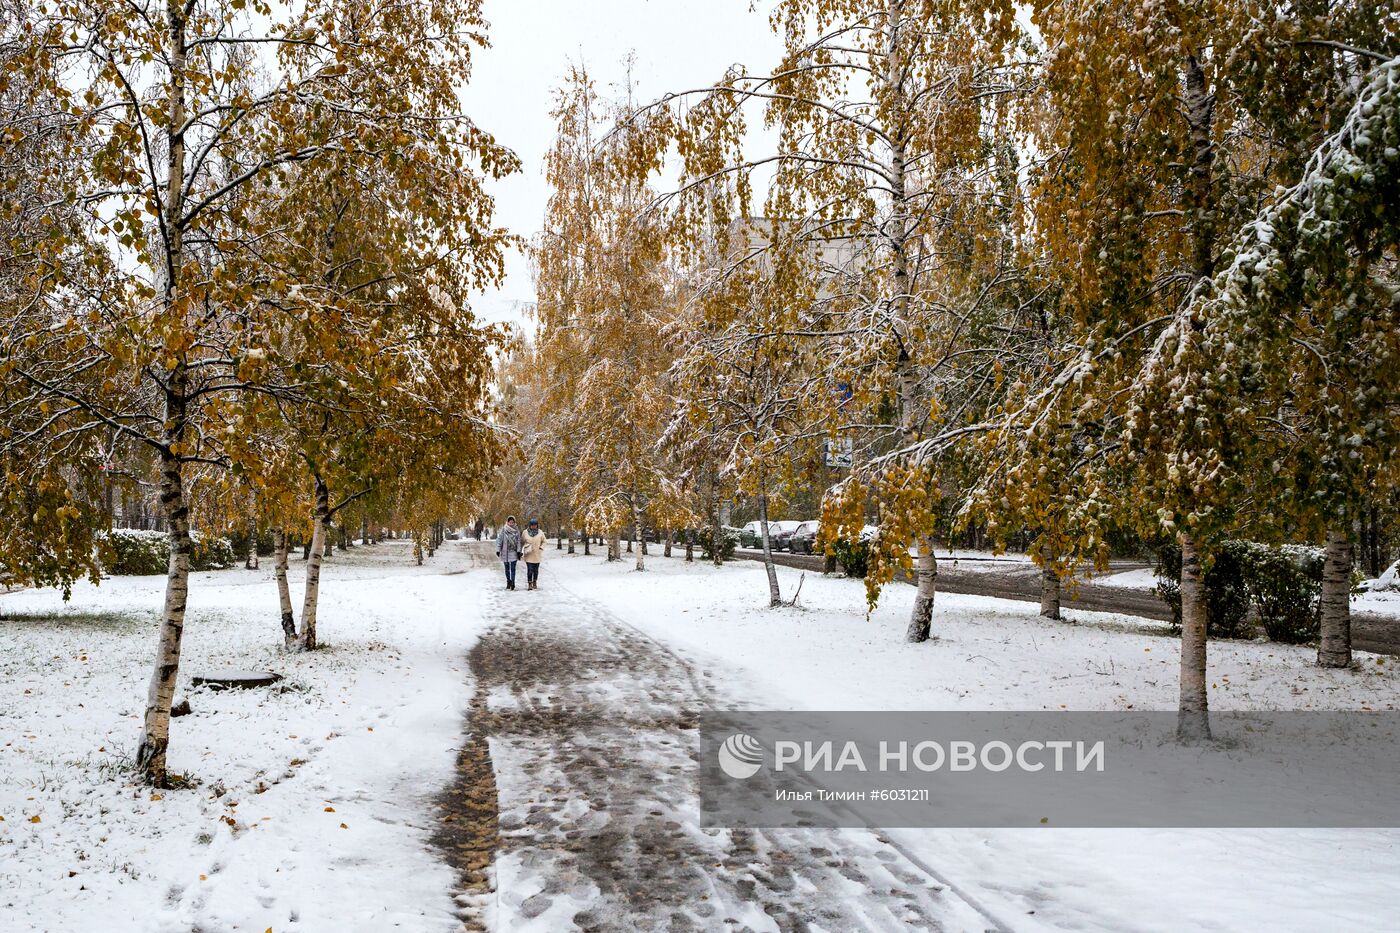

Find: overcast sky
459;0;781;327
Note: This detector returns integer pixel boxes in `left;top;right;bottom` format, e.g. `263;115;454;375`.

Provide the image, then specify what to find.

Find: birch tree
644;0;1026;639
1;0;514;783
668;217;828;606
1016;0;1398;736
534;65;682;571
1129;52;1400;681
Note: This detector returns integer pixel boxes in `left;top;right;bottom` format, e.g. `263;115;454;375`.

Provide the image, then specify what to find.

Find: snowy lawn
1356;587;1400;617
0;539;487;933
545;548;1400;933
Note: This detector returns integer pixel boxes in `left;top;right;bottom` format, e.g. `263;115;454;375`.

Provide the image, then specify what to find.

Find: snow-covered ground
0;540;487;933
553;551;1395;713
7;539;1400;932
546;549;1400;932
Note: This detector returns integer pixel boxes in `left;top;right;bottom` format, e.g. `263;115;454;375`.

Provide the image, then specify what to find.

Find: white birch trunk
136;442;193;785
1040;563;1062;620
135;0;190;786
297;477;329;651
274;528;296;648
1176;53;1216;741
758;482;781;608
631;494;645;571
906;538;938;642
244;521;258;570
710;477;723;569
1317;528;1353;668
884;5;937;644
1177;531;1210;740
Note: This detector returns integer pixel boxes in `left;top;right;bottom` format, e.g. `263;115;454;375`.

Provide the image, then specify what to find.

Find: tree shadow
0;607;153;630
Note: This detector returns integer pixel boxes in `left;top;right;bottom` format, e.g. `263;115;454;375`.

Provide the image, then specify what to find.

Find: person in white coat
521;517;547;590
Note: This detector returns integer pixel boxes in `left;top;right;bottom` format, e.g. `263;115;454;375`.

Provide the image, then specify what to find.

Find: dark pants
526;561;540;586
503;560;517;587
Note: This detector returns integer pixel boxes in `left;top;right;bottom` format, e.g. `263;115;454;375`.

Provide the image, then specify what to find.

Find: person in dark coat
495;515;522;590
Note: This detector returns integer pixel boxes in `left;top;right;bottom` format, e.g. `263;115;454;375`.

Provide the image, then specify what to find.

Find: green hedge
1155;540;1324;644
697;526;737;563
99;529;168;575
99;529;237;575
826;537;870;578
191;532;236;571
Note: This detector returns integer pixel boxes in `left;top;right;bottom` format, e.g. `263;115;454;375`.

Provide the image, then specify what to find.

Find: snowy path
440;543;998;932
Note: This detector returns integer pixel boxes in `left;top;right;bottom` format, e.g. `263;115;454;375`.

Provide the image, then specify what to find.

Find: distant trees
526;66;687;570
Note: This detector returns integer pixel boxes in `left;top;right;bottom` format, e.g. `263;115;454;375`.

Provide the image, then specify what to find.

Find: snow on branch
1143;54;1400;384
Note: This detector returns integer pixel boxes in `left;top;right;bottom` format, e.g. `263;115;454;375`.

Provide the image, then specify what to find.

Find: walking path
433;543;1004;932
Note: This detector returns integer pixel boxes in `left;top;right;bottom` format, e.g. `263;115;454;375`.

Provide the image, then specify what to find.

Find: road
735;549;1400;657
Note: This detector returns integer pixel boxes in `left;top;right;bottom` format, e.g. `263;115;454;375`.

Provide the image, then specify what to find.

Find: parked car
788;520;820;555
739;521;762;548
768;520;804;552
